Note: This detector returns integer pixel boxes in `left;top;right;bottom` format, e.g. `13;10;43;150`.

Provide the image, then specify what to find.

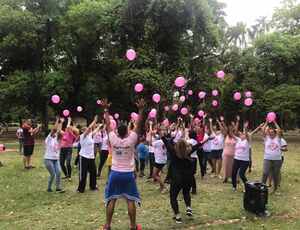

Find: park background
0;0;300;229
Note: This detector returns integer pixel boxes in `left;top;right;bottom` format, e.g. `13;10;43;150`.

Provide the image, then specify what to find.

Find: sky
222;0;286;26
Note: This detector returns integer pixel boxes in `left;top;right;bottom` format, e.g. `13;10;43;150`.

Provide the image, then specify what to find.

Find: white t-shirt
210;133;224;151
264;136;282;160
109;131;138;172
101;132;109;151
17;128;23;139
280;138;287;157
234;138;250;161
153;139;167;164
44;134;60;160
79;133;95;159
188;138;198;158
202;133;211;152
93;131;102;144
172;130;183;143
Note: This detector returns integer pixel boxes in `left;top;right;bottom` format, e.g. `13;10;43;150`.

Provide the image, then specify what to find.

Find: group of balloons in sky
50;48;276;124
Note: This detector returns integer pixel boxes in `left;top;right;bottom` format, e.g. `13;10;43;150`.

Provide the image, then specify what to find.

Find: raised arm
216;118;226;135
209;118;215;136
249;122;264;136
102;98;112;133
133;99;146;135
274;121;282;137
83;115;98;137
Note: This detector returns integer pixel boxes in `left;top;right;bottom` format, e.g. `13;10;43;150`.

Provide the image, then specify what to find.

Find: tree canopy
0;0;299;130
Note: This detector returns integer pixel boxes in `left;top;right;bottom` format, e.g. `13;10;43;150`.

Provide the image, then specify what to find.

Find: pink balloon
180;107;188;115
245;91;252;98
152;94;161;103
63;109;70;117
266;112;276;123
131;112;139;121
134;83;144;93
114;113;119;119
179;96;186;102
51;95;60;104
110;119;117;130
96;99;102;105
77;106;83;112
175;76;186;88
198;91;206;99
172;104;179;111
216;70;225;79
162;119;170;127
198;110;205;117
233;92;242;101
164;106;170;112
188;90;193;96
244;98;253;107
212;90;219;97
212;100;218;107
126;49;136;61
149;109;157;118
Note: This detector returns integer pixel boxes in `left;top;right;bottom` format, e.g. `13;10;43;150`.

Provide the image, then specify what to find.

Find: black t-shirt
22;126;35;146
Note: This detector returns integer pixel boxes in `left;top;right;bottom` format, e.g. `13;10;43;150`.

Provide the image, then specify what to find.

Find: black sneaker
47;189;53;192
173;216;182;224
186;208;193;217
56;189;65;193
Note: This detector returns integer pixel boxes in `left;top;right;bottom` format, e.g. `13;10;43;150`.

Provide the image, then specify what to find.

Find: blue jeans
44;159;61;190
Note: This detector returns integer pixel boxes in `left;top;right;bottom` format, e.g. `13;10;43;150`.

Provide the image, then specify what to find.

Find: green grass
0;137;300;230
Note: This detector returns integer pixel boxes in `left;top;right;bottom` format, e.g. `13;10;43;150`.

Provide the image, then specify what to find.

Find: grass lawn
0;136;300;230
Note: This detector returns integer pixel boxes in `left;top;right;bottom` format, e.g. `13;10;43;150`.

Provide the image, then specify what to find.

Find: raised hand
209;118;213;123
136;98;146;111
102;98;111;109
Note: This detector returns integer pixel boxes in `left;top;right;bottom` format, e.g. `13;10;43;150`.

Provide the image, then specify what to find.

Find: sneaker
90;187;99;191
62;176;69;180
68;177;72;182
56;189;65;193
186;208;193;217
232;187;237;192
173;216;182;224
47;189;53;192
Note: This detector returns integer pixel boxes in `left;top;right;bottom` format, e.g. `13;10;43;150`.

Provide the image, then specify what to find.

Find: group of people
16;98;288;230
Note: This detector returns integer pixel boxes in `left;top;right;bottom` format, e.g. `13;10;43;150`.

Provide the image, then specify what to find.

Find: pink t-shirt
109;131;138;172
60;130;76;148
222;136;237;157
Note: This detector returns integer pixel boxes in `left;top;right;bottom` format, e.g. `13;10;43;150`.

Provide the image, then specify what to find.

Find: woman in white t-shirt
231;121;251;191
151;133;167;192
261;121;283;193
187;130;198;194
44;118;64;193
209;118;224;178
77;116;101;193
97;129;109;178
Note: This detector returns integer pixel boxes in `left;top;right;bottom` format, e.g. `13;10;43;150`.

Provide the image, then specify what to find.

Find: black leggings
197;149;207;177
148;152;155;177
232;159;250;188
170;172;192;215
97;150;109;176
191;159;197;192
60;147;72;178
140;159;146;172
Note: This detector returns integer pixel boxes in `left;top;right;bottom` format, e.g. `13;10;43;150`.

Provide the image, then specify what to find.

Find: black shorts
23;145;34;156
154;163;165;170
211;149;223;159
